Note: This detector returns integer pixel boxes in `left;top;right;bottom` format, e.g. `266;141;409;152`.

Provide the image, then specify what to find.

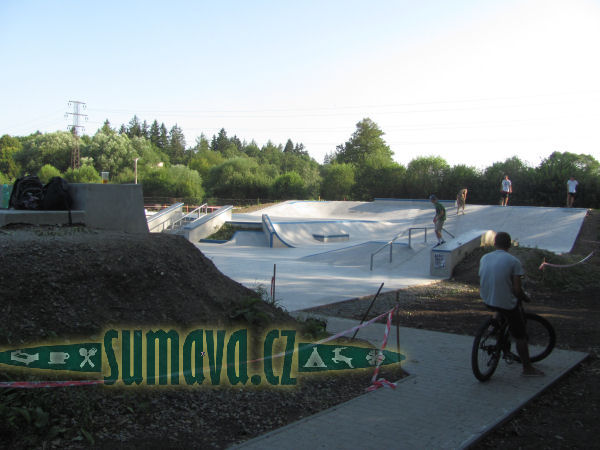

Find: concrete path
234;316;587;450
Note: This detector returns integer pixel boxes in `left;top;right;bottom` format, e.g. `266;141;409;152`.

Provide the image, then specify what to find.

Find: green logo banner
297;343;404;372
0;343;102;373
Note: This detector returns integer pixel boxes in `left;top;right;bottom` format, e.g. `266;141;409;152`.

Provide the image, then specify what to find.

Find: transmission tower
65;100;87;169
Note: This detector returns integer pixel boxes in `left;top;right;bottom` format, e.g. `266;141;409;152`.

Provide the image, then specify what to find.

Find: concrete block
183;206;233;242
69;183;148;233
430;230;495;277
0;209;85;227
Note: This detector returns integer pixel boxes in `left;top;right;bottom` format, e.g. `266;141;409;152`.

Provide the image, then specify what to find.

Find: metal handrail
408;227;428;248
147;202;184;233
370;226;433;271
169;203;208;231
370;233;403;271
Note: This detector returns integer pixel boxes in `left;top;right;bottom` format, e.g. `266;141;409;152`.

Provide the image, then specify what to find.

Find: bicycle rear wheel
472;318;502;382
513;313;556;363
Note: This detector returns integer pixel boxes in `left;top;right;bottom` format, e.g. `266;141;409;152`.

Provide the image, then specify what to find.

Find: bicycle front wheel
511;313;556;363
472;318;502;382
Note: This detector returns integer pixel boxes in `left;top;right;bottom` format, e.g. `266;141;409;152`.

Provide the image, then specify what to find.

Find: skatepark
196;199;587;311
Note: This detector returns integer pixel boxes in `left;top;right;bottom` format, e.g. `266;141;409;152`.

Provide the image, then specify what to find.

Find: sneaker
440;240;446;245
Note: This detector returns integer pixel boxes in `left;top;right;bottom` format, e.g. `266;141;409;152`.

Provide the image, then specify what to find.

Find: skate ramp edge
430;229;495;277
262;214;294;248
183;205;233;242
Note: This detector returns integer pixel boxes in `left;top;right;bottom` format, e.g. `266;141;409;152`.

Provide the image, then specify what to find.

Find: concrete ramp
270;218;403;248
197;199;587;311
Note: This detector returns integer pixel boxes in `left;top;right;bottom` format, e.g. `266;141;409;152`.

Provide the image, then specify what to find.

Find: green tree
208;157;272;199
142;165;204;201
100;119;115;135
158;123;169;150
168;124;186;164
37;164;62;184
127;115;143;138
333;118;394;166
188;147;225;181
0;134;22;180
272;171;305;199
444;164;482;203
353;162;407;200
15;131;74;174
88;130;139;176
535;151;600;207
482;156;533;205
405;156;450;198
149;120;161;148
321;163;356;200
64;165;102;183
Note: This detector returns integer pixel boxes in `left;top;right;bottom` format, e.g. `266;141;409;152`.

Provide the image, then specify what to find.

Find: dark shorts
486;304;527;339
501;191;510;199
568;192;576;198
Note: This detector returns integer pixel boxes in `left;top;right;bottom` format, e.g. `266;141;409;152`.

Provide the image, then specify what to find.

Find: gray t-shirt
479;249;524;310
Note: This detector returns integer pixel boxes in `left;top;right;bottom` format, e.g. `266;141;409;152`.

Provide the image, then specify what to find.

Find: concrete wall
69;183;148;233
183;205;233;242
0;183;147;233
430;230;495;278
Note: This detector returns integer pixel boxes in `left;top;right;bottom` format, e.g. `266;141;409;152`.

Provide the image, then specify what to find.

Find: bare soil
0;225;404;449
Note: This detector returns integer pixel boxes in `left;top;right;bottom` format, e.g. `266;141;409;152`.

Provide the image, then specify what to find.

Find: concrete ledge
183;205;233;242
312;233;350;243
0;209;85;227
430;229;495;277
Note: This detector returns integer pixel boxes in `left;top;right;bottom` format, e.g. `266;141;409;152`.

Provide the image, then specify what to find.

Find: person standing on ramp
429;195;446;247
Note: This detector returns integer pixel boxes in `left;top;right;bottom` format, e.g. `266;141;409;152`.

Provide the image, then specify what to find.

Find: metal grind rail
370;227;431;271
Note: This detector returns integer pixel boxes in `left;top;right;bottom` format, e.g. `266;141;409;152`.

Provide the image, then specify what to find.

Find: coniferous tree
149;120;161;148
168;124;186;164
158;123;169;150
127;115;143;138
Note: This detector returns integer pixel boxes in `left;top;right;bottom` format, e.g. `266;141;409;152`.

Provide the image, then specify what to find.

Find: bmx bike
471;300;556;382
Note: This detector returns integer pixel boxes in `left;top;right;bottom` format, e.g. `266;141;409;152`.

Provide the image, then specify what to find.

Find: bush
63;165;102;183
37;164;61;184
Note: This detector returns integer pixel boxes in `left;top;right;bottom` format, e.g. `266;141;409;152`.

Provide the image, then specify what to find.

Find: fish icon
10;350;39;366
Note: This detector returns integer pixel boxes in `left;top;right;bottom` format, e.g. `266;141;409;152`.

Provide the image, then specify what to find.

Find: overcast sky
1;0;599;169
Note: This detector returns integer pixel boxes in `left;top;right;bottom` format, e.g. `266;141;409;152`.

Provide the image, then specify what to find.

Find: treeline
1;117;598;208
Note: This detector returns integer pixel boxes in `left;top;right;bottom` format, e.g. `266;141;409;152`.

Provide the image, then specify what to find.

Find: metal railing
370;233;404;271
408;227;428;249
147;202;184;233
168;203;208;232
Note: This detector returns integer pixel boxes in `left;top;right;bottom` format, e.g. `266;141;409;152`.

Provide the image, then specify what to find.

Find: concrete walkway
234;316;587;450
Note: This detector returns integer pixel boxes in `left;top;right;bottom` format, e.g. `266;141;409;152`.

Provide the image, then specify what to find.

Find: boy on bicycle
478;231;544;377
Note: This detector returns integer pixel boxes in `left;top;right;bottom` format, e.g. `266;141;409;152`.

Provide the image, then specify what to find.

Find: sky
1;0;599;169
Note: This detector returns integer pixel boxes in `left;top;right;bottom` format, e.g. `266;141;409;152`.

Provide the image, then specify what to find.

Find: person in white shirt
500;175;512;206
566;176;578;208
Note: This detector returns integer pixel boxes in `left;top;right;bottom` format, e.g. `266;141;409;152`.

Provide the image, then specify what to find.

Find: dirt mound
0;226;291;345
0;225;402;449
